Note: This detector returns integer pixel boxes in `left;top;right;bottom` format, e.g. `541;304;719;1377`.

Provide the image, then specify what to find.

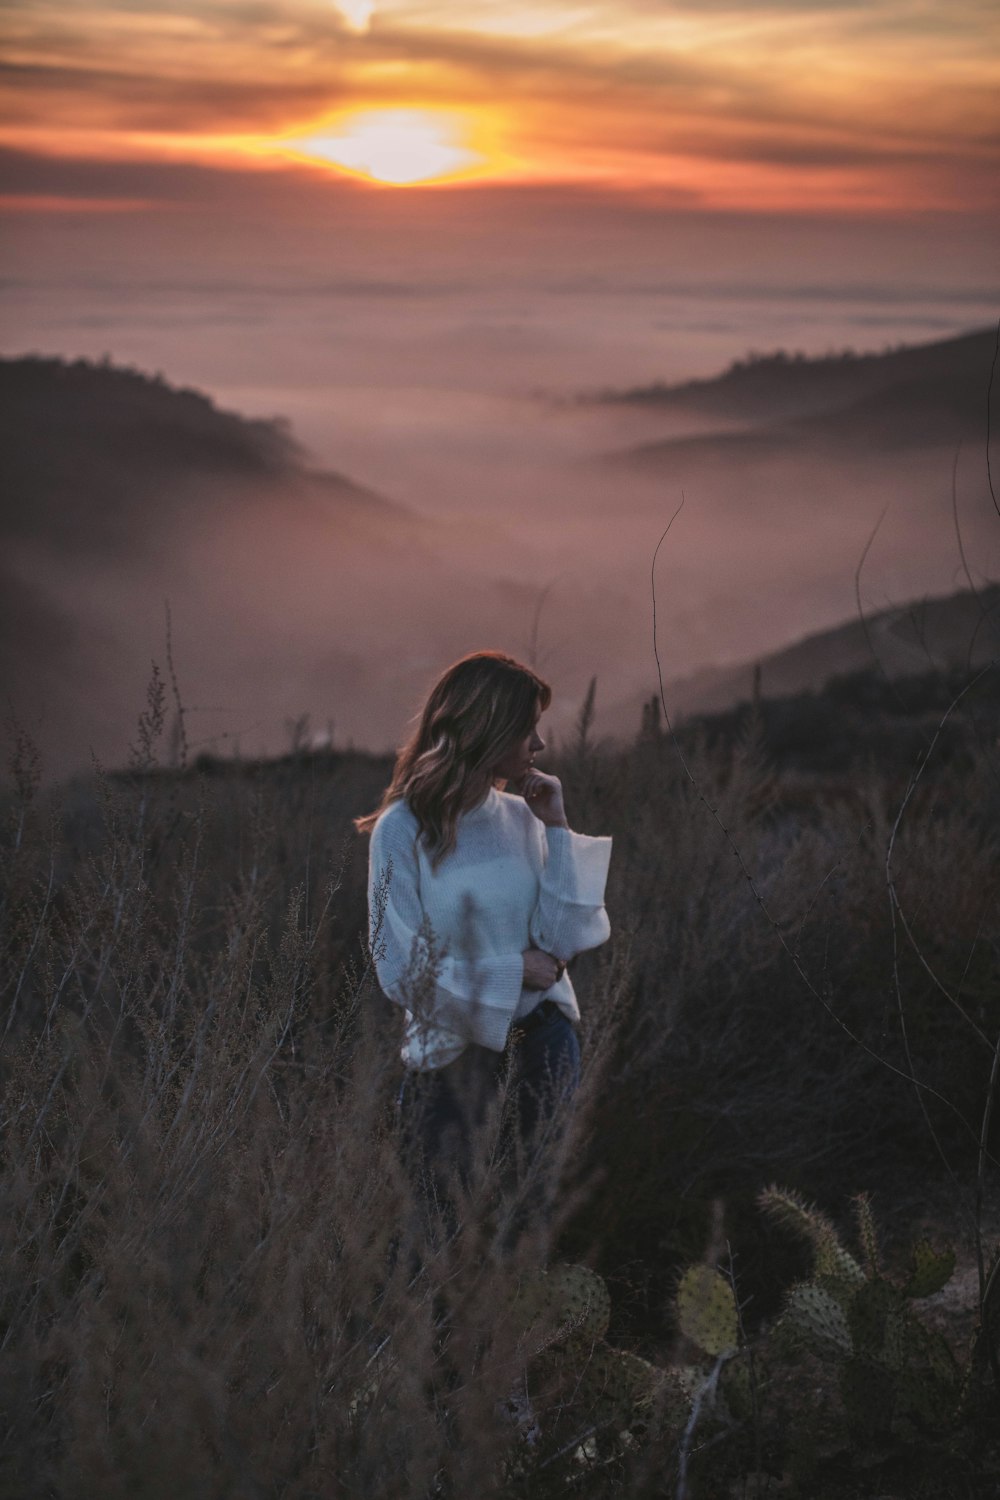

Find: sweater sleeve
368;808;526;1054
528;825;613;963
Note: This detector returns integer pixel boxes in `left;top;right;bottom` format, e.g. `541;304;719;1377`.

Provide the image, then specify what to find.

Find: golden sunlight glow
332;0;374;34
284;109;484;185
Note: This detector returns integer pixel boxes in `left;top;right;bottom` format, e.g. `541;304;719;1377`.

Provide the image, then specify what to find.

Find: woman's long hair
355;651;551;864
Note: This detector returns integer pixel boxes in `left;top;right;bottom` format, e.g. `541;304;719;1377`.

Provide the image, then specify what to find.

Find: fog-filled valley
2;327;997;778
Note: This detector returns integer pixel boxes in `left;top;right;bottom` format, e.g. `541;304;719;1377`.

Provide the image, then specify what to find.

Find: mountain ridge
0;355;412;542
598;327;997;466
597;327;995;421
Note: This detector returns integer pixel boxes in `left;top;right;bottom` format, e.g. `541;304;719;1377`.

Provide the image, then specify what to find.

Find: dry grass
1;681;998;1497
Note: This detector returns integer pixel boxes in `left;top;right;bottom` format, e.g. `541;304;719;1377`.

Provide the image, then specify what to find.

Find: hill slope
602;327;995;426
601;327;996;467
601;584;1000;733
0;357;428;774
0;356;410;556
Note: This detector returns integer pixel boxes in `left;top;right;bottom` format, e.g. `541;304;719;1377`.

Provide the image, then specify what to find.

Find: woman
356;650;612;1227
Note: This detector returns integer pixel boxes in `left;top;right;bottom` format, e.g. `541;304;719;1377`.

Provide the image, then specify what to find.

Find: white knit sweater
367;787;613;1070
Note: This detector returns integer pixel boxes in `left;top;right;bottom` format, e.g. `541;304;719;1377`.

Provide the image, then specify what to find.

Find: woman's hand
520;769;568;828
522;947;566;990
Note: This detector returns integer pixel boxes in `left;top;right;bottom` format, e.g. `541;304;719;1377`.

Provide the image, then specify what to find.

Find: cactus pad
758;1185;864;1286
782;1282;853;1356
515;1262;611;1353
843;1279;959;1434
903;1239;956;1299
847;1278;895;1362
575;1344;663;1430
676;1265;738;1356
853;1192;880;1278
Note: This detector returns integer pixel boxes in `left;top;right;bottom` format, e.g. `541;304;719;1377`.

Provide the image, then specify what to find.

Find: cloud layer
2;0;998;211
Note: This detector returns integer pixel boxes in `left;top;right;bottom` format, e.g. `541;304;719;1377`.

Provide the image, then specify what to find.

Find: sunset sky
3;0;999;213
4;0;998;403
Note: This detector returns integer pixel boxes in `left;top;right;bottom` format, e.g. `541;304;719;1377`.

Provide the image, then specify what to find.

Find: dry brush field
2;665;999;1499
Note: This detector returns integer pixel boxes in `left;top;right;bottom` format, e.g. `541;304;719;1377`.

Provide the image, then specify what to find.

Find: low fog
2;326;997;780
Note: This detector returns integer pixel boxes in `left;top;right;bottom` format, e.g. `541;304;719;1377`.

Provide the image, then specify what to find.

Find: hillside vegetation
601;328;995;431
2;661;998;1497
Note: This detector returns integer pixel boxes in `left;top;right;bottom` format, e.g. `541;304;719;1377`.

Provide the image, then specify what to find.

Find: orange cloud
1;0;997;214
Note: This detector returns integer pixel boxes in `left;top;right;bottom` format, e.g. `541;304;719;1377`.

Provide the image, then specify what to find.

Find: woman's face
492;706;545;785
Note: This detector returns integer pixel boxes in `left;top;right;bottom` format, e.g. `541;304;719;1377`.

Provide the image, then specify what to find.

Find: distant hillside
600;328;996;466
603;584;1000;732
601;328;995;425
0;356;427;775
0;356;410;557
2;356;302;475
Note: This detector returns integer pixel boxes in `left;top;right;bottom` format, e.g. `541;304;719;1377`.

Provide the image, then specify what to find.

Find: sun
283;109;485;186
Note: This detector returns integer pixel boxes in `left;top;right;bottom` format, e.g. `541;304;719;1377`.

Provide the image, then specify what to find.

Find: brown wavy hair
354;651;551;864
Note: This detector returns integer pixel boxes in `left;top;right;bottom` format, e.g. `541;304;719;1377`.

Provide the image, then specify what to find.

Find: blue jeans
398;1003;580;1240
508;1001;581;1143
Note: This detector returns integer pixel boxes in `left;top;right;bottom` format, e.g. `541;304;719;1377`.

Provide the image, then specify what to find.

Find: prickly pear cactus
840;1276;959;1436
574;1344;663;1430
781;1282;853;1356
854;1192;880;1278
547;1262;612;1343
535;1341;696;1444
847;1276;899;1363
903;1239;956;1298
758;1185;864;1287
515;1262;695;1449
676;1265;738;1356
515;1262;611;1356
763;1186;963;1445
